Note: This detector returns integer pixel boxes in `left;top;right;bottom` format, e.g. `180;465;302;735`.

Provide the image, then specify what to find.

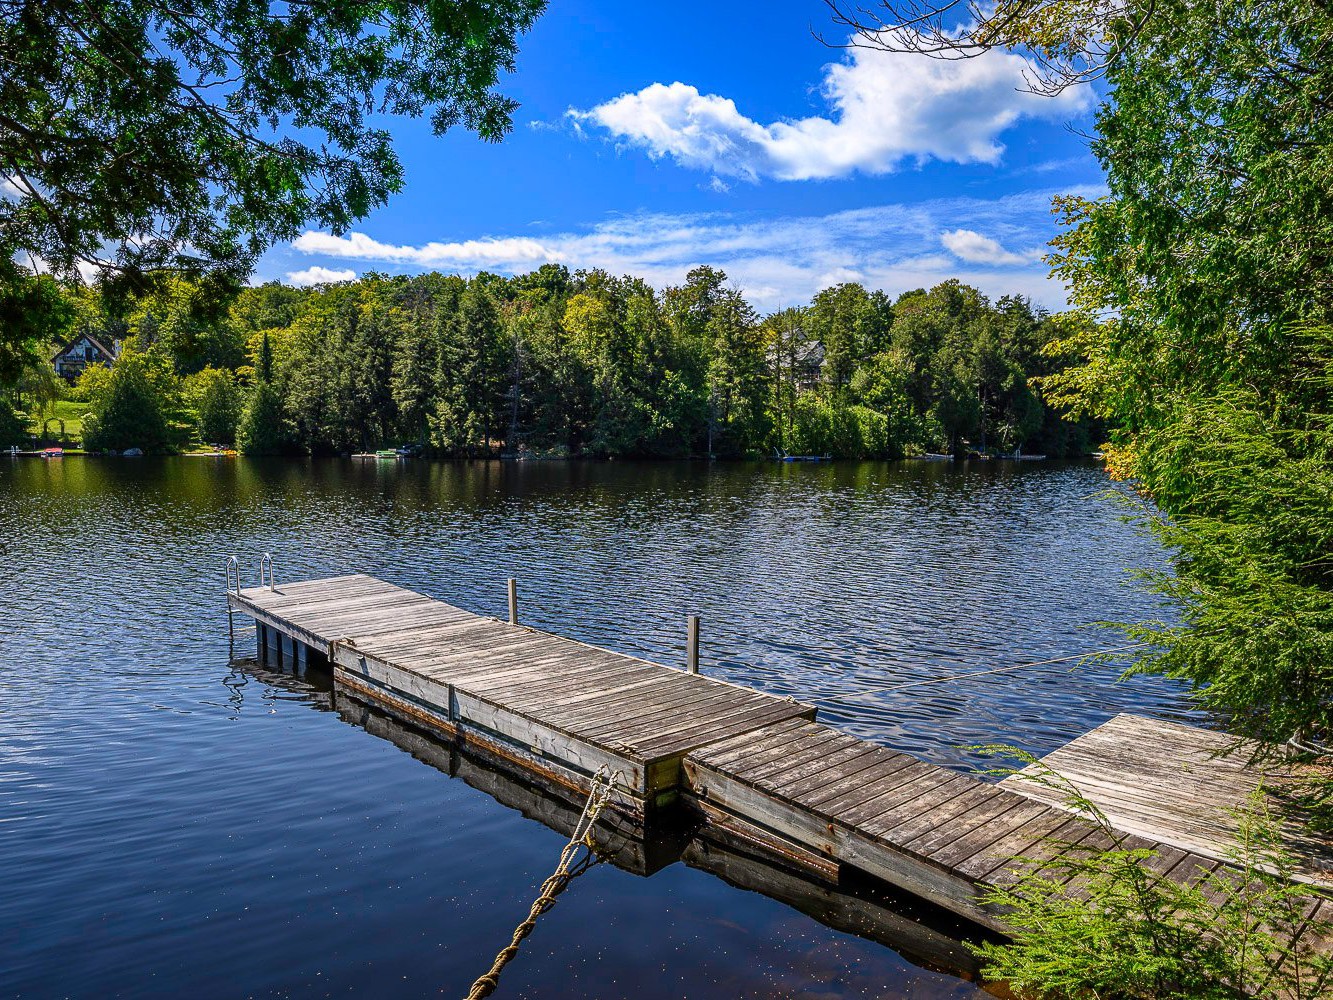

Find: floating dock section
230;574;815;815
227;573;1331;938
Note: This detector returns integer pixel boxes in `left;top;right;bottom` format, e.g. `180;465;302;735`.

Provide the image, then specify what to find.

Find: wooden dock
1001;713;1333;888
230;574;815;814
227;573;1331;942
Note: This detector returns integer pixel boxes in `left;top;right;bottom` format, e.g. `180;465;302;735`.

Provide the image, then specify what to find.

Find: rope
464;768;621;1000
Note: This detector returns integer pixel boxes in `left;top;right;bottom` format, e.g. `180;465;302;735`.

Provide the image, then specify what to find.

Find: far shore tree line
1;266;1099;460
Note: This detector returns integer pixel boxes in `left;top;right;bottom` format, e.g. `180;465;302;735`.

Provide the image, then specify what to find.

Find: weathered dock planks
1000;713;1333;889
228;573;1331;947
685;716;1331;932
229;574;815;812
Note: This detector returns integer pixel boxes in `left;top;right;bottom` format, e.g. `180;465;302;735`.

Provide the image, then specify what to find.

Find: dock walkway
1001;713;1333;888
230;574;814;810
228;573;1330;938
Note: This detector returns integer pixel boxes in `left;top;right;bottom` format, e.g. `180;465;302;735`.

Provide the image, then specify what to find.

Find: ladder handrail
259;552;275;591
225;555;241;596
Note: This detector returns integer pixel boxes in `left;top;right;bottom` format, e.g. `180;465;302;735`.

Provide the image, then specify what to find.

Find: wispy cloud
286;265;357;286
1031;155;1091;174
566;34;1091;183
287;187;1099;311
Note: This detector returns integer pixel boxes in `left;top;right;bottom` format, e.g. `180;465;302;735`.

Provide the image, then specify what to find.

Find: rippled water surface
1;457;1195;998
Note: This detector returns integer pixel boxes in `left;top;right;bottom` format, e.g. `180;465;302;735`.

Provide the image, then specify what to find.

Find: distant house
53;332;118;381
790;340;825;393
767;339;826;394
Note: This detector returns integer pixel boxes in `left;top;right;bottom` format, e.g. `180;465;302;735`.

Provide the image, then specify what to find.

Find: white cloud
1;175;22;199
291;232;554;270
286;265;356;286
285;187;1098;312
566;36;1092;182
940;229;1034;266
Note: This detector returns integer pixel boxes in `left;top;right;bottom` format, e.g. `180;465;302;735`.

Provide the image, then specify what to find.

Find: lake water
0;457;1198;998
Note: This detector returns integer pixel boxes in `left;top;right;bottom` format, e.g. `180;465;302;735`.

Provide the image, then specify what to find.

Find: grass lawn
26;399;88;443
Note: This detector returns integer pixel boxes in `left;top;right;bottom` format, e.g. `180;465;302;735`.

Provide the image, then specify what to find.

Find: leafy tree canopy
892;0;1333;749
80;344;172;452
0;258;74;387
0;0;546;296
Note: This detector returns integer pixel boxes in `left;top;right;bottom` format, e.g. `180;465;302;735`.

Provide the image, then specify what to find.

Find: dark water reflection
0;457;1192;998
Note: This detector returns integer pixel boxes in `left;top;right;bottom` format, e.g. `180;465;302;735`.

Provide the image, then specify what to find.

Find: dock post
687;615;700;674
508;578;518;626
256;623;266;662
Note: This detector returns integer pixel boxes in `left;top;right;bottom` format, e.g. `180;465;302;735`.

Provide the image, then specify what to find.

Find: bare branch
818;0;1158;95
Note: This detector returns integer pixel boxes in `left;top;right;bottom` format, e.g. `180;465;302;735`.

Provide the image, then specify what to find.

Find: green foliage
788;396;898;459
24;266;1084;460
1119;346;1333;748
0;398;27;447
128;278;246;376
0;260;74;394
81;347;172;453
701;285;770;457
974;752;1333;999
807;282;892;394
434;277;506;452
184;367;242;446
392;300;441;445
236;382;291;456
0;0;546;289
71;361;112;406
1036;1;1333;756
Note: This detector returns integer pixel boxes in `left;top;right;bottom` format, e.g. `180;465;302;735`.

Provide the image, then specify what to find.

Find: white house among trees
52;332;118;381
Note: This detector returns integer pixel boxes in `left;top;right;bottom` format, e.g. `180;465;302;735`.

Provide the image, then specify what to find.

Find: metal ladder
225;553;275;652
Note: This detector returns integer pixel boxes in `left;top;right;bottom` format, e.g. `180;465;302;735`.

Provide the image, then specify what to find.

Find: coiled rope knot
464;768;621;1000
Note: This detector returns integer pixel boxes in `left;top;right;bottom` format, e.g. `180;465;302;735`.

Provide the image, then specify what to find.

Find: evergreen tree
763;307;811;452
236;382;290;455
82;349;172;453
434;278;505;453
186;367;242;446
807;283;890;396
237;330;292;455
346;295;398;450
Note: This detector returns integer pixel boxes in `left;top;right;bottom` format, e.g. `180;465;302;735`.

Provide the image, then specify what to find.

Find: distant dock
227;573;1330;937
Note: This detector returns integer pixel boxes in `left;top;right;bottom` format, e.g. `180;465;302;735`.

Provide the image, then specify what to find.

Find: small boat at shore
773;449;832;462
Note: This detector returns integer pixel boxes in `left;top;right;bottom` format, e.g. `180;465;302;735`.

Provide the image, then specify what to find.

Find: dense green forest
4;266;1096;460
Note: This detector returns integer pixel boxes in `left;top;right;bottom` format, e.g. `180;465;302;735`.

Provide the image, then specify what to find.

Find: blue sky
264;0;1106;311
